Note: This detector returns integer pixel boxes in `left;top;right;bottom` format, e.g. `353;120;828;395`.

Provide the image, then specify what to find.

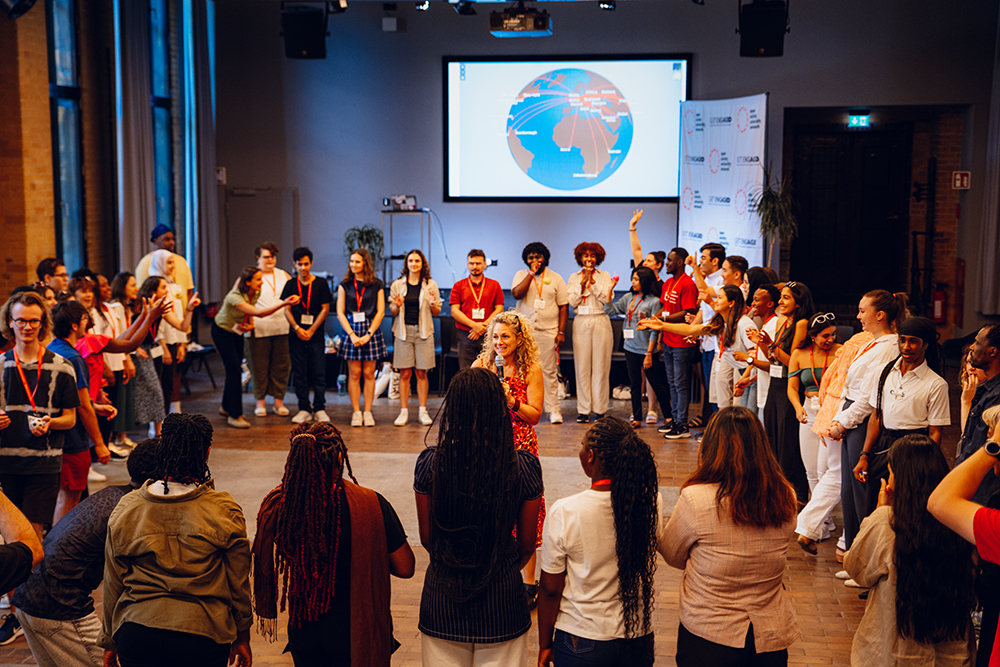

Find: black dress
762;366;809;504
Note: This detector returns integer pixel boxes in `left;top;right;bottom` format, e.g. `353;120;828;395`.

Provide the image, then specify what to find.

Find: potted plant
751;161;797;267
344;224;385;270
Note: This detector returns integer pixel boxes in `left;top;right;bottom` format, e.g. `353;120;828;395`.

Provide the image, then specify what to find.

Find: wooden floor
1;355;966;667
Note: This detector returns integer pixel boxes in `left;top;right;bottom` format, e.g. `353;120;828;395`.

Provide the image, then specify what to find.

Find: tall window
47;0;85;272
150;0;173;230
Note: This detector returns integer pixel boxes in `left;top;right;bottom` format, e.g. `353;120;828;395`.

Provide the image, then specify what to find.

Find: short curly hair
521;242;550;268
475;309;540;379
573;242;606;267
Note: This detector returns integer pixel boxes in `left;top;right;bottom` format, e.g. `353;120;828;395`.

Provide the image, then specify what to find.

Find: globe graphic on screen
506;69;633;191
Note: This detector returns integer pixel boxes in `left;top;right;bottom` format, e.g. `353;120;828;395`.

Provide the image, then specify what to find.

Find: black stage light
1;0;37;18
738;0;788;57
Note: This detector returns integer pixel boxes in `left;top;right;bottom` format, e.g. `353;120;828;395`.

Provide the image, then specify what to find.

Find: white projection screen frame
443;54;692;203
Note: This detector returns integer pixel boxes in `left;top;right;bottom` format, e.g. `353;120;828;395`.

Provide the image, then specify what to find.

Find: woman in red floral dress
473;309;546;607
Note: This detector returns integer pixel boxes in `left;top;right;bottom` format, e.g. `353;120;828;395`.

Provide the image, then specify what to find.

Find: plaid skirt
341;318;387;361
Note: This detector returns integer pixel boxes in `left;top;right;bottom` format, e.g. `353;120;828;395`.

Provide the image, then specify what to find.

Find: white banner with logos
678;93;766;267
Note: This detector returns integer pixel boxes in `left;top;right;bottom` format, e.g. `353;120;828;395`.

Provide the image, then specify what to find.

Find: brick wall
0;8;55;297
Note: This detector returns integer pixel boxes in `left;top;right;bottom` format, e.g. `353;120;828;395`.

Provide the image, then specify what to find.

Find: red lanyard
149;320;159;342
532;270;545;299
591;479;611;489
353;279;365;312
297;277;313;312
626;295;641;326
809;346;831;390
13;346;45;413
858;338;881;358
468;277;485;308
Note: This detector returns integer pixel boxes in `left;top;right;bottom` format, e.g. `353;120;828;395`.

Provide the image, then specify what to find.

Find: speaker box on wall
739;0;786;57
281;6;327;59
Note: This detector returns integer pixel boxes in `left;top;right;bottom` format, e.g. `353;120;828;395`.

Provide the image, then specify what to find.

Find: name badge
533;299;546;310
769;363;785;379
300;314;315;326
352;312;366;323
472;308;485;320
623;329;635;339
577;306;591;316
150;346;164;359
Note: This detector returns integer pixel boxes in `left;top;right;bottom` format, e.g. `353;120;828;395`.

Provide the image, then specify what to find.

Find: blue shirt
604;292;661;355
47;338;91;454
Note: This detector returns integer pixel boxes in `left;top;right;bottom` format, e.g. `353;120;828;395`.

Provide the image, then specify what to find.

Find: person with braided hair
100;413;253;667
252;422;414;666
536;416;661;667
413;367;543;666
659;407;799;666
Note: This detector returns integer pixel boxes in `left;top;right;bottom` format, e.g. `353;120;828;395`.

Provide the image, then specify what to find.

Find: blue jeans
702;350;718;420
289;332;327;412
663;345;697;425
553;629;653;667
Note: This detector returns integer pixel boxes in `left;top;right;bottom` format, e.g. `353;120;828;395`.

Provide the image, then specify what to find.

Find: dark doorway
787;121;912;308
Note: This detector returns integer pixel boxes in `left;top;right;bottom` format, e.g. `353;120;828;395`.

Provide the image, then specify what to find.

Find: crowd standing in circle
3;217;1000;667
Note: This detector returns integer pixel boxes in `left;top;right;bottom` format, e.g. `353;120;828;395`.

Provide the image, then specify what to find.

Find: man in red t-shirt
449;249;505;368
655;247;699;439
928;441;1000;667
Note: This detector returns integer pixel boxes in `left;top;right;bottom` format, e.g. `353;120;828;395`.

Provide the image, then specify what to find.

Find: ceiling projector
489;4;552;38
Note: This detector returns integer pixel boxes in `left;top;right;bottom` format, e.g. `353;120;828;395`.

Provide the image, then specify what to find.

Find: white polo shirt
512;268;568;333
866;358;950;431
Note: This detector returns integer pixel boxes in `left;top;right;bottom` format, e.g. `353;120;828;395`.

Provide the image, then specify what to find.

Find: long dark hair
703;284;744;349
399;248;431;283
685;407;797;528
777;281;816;353
154;413;212;493
586;417;659;638
431;368;519;601
111;272;139;316
888;436;974;643
274;422;357;627
632;266;656;297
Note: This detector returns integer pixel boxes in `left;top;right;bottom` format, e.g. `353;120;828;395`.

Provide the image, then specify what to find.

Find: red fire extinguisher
932;284;948;325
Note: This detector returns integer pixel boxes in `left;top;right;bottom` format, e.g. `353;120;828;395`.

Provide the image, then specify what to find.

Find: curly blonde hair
475;309;540;379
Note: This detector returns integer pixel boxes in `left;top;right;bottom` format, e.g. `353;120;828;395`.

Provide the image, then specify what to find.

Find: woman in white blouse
149;249;190;414
244;243;292;417
568;243;616;424
659;406;799;665
826;289;907;553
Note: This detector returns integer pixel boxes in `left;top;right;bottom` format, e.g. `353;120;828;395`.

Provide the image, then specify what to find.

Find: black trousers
211;323;245;418
115;622;230;667
624;350;671;422
676;623;787;667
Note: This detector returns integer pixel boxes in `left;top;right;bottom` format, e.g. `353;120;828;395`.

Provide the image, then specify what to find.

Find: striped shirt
413;446;543;642
0;348;80;475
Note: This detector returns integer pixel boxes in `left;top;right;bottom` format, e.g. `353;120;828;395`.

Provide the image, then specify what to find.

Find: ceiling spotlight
452;0;476;15
415;0;429;9
599;1;615;9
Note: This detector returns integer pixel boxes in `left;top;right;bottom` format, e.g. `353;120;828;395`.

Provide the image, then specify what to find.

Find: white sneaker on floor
292;410;312;424
645;411;658;424
254;405;267;417
418;407;433;426
88;468;107;482
549;412;563;424
108;442;132;459
351;411;363;427
844;578;864;588
363;412;375;427
228;416;251;429
394;409;409;426
835;570;851;580
314;410;330;422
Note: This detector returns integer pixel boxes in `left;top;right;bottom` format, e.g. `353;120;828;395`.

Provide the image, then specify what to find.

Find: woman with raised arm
537;416;661;666
413;368;543;666
336;248;386;427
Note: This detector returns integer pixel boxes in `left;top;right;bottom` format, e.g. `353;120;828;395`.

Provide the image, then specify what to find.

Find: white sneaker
88;468;107;482
394;409;409;426
363;411;375;427
351;411;363;427
314;410;330;422
844;578;864;588
292;410;313;424
645;410;658;424
228;416;251;429
549;412;563;424
418;407;433;426
835;570;851;580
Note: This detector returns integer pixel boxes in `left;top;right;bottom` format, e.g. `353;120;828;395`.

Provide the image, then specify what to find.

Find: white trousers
800;396;828;492
534;328;560;415
421;632;528;667
572;315;612;415
712;356;736;408
795;419;841;542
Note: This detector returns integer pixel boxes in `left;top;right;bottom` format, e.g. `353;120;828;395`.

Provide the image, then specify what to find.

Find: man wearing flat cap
134;224;195;310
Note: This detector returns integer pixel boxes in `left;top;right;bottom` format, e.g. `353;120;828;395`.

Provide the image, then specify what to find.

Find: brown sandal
797;536;818;555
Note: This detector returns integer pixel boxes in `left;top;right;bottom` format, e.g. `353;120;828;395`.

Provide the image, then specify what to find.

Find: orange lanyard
626;295;641;326
468;277;485;308
13;346;45;413
263;272;276;295
297;278;313;312
809;346;831;389
353;279;365;312
532;270;545;299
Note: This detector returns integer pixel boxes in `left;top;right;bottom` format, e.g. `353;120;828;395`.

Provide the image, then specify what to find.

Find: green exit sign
848;114;870;128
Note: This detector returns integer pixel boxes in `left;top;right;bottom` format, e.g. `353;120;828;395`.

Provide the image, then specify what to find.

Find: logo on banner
734;189;747;215
709;115;732;127
684;109;698;134
682;186;695;210
736;155;760;166
736;107;750;133
685;155;705;165
709;149;721;174
707;195;731;207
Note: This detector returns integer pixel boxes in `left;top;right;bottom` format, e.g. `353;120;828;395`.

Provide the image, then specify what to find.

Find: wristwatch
985;439;1000;459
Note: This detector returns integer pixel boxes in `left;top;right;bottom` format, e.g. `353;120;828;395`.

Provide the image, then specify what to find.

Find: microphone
495;353;504;382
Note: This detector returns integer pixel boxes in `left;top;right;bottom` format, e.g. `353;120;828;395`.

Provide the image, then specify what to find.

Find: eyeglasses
53;272;69;278
813;313;836;325
11;318;43;329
